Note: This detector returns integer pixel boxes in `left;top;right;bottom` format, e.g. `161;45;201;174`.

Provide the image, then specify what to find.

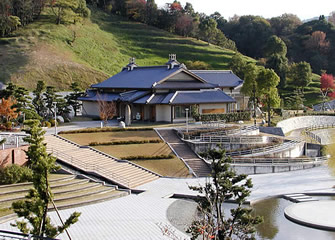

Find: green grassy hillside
0;8;252;90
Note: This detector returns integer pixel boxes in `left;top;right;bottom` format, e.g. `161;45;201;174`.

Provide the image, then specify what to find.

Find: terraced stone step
283;193;318;203
52;190;129;210
0;182;103;203
45;135;160;188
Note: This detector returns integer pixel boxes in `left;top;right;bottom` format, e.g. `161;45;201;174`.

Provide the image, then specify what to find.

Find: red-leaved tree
320;73;335;110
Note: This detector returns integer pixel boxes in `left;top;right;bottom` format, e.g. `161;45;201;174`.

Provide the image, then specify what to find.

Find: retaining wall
0;146;28;168
232;162;323;175
277;116;335;134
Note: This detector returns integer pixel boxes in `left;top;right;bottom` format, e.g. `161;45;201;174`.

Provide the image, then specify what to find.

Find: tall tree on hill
229;53;247;80
288;61;313;91
269;13;302;43
198;16;217;44
264;35;289;88
241;63;258;97
50;0;90;24
223;15;272;58
256;68;280;126
145;0;157;25
11;120;81;238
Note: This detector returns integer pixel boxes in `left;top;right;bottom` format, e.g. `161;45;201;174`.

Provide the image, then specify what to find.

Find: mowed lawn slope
0;7;250;90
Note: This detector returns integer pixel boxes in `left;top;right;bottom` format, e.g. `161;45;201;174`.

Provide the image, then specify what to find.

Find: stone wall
277;116;335;134
0;146;28;168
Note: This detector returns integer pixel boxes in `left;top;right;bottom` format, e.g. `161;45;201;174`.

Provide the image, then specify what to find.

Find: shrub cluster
89;139;162;146
0;164;33;185
121;154;174;160
193;112;251;122
59;127;154;134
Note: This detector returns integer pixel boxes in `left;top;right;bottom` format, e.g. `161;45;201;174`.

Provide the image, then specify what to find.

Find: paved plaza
1;165;334;239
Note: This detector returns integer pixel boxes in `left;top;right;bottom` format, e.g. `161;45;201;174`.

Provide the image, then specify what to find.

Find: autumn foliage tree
0;97;18;123
305;31;330;54
320;73;335;110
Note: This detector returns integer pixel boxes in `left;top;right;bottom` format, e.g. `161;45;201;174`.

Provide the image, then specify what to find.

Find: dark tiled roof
91;66;182;89
119;90;150;102
78;90;120;102
133;94;151;104
154;81;216;89
171;90;235;104
190;70;243;88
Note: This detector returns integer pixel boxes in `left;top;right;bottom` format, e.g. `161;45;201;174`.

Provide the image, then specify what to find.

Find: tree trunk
267;97;271;127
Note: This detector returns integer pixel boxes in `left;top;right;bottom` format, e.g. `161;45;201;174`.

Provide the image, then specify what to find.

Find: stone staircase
283;193;318;203
156;129;211;177
0;174;129;219
44;135;160;189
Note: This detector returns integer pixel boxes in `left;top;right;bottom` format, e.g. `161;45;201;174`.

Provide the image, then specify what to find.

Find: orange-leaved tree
0;97;19;123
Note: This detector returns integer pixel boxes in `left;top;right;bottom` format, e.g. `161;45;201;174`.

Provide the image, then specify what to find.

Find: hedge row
121;154;174;160
59;127;154;134
193;112;251;122
89;139;162;146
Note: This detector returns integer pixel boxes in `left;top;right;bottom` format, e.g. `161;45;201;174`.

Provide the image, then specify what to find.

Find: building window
174;105;190;118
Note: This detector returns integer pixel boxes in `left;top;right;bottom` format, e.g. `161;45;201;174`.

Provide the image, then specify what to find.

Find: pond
167;196;335;240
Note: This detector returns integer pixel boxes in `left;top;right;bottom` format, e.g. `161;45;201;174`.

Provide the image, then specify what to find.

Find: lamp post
185;108;189;133
53;102;57;135
252;83;257;126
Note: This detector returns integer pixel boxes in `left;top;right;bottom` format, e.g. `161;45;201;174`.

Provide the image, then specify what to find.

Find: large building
79;55;248;125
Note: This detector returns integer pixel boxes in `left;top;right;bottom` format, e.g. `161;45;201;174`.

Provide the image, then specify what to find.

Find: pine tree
65;82;84;117
187;148;262;240
11;120;80;238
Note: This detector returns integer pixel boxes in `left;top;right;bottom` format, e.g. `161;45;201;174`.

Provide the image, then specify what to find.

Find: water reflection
251;197;335;240
252;198;279;239
326;141;335;175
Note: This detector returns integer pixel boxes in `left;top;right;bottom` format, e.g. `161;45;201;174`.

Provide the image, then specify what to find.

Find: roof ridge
190;70;233;73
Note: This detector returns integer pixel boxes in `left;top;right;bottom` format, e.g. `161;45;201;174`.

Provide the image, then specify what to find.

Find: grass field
95;142;172;158
0;7;251;90
60;130;160;145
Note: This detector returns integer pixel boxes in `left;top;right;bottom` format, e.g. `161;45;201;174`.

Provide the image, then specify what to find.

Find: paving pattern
156;129;211;177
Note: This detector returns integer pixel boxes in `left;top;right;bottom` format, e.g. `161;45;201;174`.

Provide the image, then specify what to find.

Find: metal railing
199;135;270;144
230;156;328;165
225;140;300;157
0;230;59;240
47;148;131;188
0;133;28;149
303;124;335;144
177;125;259;141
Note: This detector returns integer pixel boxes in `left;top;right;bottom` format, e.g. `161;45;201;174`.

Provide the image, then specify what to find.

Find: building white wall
82;101;100;116
199;103;227;114
156;105;171;122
